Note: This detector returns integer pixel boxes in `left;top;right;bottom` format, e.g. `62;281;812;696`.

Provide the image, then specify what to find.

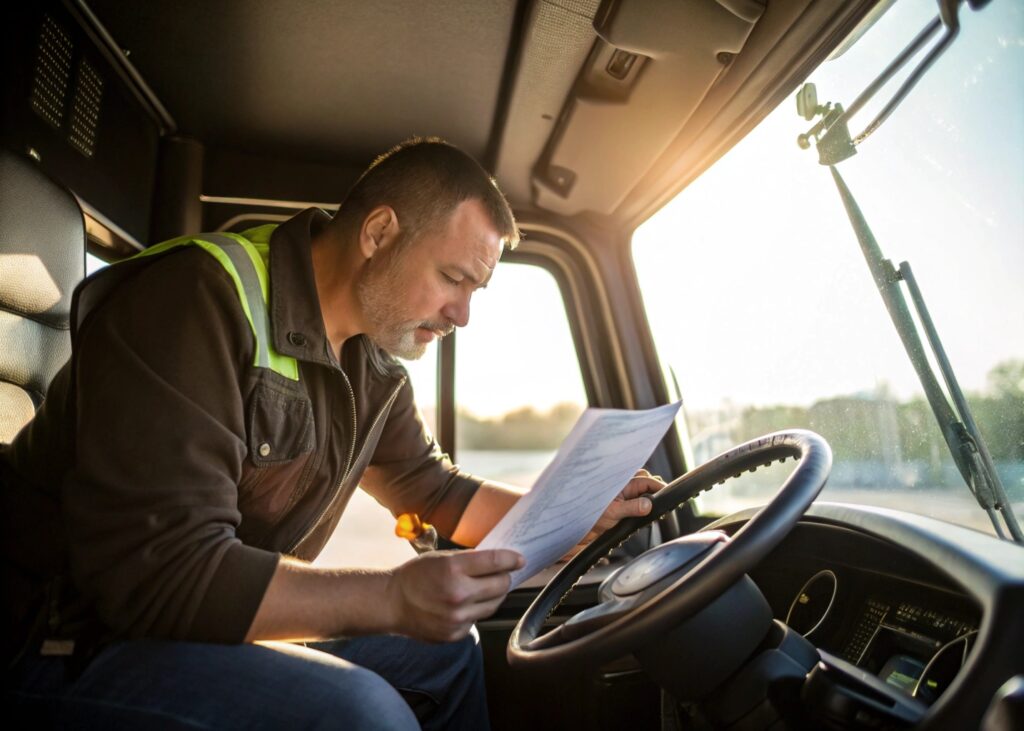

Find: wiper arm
829;169;1022;542
900;266;1016;532
794;0;1021;542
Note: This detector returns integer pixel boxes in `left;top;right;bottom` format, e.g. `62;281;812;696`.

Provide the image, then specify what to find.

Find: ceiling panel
87;0;518;165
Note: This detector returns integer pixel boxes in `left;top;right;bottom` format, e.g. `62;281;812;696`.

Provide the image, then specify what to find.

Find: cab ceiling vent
30;14;74;131
68;59;103;158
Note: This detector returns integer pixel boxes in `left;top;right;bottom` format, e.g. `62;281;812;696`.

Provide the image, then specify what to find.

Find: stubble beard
356;253;449;361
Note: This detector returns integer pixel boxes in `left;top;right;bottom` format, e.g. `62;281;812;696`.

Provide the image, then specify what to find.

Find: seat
0;148;86;443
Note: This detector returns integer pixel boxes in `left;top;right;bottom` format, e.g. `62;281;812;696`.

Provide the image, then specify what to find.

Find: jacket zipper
288;374;406;552
340;370;359;477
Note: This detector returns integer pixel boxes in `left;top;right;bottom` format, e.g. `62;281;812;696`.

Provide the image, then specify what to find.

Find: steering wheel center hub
609;531;728;597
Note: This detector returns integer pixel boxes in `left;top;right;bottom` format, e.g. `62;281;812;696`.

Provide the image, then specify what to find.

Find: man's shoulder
137;243;241;284
79;244;249;338
72;243;257;384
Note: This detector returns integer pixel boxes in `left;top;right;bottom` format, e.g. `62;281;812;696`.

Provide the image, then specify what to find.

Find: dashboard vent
30;14;74;130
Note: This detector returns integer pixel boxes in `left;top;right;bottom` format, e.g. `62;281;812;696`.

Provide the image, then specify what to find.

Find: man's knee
314;633;489;730
251;641;419;730
460;629;484;674
437;629;483;676
411;630;484;698
314;665;420;731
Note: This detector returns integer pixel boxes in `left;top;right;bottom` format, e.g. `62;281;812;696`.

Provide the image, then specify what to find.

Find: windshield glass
633;0;1024;536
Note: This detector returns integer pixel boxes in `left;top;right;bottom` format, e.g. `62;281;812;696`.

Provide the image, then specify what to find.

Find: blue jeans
8;632;489;730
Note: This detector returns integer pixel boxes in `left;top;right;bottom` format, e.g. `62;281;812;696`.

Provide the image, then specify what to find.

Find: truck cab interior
2;1;1022;729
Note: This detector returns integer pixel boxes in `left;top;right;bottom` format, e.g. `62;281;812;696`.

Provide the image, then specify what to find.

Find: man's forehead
438;206;502;260
472;232;502;267
442;245;499;287
472;254;498;286
403;199;503;276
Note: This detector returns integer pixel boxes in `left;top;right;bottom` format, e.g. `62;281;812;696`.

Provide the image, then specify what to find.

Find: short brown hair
333;137;519;249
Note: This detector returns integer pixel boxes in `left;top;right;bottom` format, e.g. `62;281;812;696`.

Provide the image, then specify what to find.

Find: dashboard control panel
839;596;976;703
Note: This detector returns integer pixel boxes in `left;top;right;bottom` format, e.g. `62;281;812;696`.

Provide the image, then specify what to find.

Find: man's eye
441;272;460;285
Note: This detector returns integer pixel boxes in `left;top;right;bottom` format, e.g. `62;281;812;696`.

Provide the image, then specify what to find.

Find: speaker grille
69;59;103;157
30;14;74;130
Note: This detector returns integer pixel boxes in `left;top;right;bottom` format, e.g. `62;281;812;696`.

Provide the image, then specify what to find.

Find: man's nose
442;292;471;328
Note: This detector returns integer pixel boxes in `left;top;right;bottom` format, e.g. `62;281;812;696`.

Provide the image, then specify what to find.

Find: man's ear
359;206;400;260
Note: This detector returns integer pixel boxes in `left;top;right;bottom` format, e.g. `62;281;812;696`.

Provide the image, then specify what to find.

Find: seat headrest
0;148;86;330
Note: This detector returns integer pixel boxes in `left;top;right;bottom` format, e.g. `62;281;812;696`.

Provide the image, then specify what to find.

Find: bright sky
633;0;1024;412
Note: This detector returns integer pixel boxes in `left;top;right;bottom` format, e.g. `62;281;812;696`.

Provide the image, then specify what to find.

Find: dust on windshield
633;0;1024;536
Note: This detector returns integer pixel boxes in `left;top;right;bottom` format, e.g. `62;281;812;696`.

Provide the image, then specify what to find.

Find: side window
454;262;587;489
86;252;107;274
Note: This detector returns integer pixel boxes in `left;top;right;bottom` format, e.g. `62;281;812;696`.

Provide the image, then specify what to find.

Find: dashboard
711;502;1024;729
487;502;1021;730
743;521;979;707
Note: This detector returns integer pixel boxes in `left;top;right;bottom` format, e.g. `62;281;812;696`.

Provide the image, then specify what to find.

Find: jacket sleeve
360;374;483;540
62;249;279;643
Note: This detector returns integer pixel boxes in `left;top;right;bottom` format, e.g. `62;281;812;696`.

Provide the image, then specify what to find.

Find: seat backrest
0;148;86;443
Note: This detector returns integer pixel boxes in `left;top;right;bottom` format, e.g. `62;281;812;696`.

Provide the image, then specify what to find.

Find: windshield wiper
828;170;1022;543
794;0;1022;543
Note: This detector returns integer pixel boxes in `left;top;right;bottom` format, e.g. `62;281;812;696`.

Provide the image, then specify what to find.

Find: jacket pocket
246;381;315;466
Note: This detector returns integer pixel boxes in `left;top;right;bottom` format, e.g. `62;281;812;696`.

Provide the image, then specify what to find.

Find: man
3;138;662;728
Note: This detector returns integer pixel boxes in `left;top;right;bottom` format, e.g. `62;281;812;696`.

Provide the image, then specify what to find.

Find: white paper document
477;401;681;588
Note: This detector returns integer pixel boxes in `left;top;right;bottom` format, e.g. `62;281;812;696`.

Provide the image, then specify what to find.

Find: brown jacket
2;208;481;654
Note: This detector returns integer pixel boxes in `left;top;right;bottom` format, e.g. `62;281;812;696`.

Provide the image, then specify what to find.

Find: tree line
727;359;1023;463
457;360;1023;465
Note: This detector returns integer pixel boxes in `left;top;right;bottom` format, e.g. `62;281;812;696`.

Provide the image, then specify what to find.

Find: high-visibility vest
76;225;300;381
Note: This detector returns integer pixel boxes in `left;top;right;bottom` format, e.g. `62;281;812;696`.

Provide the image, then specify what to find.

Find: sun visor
533;0;765;217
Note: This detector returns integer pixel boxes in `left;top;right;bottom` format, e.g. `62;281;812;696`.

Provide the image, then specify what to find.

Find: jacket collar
267;208;337;368
266;208;405;380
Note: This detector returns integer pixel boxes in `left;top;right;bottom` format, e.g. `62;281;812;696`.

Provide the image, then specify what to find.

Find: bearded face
356;240;454;360
352;199;502;360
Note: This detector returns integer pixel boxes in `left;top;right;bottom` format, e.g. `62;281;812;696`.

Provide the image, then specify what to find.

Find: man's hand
561;468;667;561
386;549;525;643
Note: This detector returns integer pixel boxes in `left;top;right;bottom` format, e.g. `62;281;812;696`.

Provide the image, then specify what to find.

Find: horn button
606;531;729;598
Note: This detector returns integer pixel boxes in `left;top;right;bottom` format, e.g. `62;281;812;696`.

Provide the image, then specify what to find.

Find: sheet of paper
477;401;681;588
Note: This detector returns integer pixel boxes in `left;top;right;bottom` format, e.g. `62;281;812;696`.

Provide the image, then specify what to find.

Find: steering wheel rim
507;429;832;670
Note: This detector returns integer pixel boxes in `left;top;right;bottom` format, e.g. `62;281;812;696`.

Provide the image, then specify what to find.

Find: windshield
633;0;1024;536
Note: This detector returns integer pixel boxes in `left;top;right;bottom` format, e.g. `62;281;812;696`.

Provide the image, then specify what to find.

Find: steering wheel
507;430;832;671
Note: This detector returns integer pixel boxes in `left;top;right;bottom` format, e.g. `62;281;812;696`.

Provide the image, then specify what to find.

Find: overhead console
532;0;766;216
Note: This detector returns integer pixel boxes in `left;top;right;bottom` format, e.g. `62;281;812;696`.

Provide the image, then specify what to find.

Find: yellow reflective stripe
203;234;274;371
207;232;272;318
131;239;260;355
209;233;298;382
252;242;270;270
126;229;299;381
265;338;299;380
239;224;278;245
